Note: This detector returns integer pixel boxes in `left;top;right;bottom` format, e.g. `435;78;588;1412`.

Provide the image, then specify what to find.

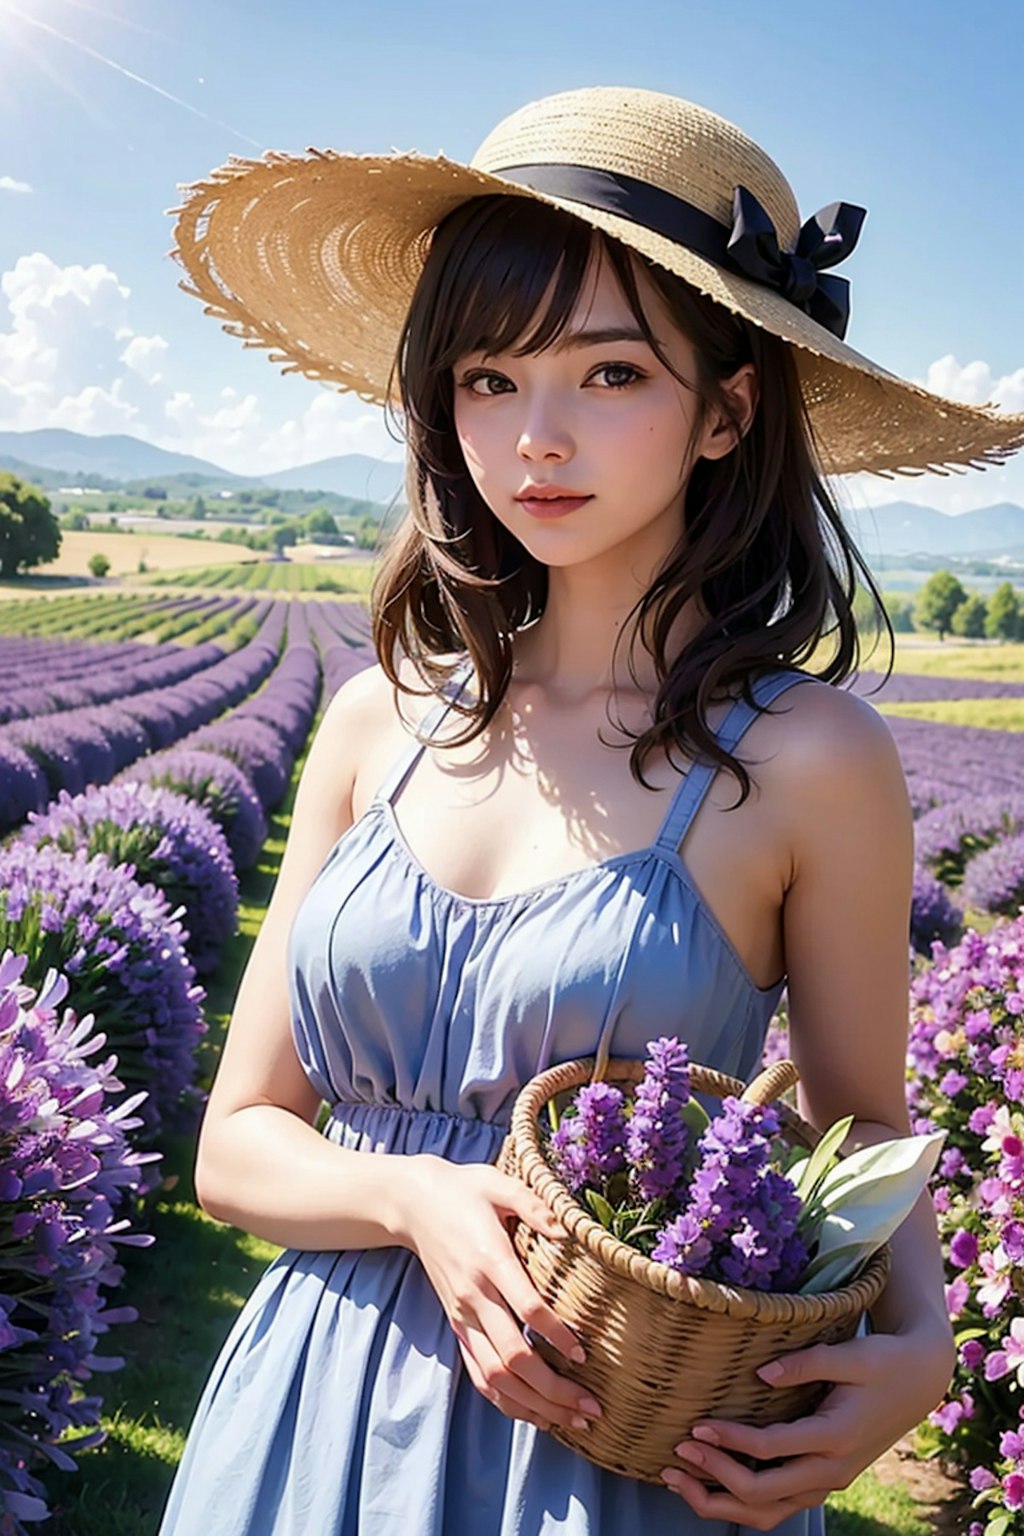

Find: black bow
726;185;866;341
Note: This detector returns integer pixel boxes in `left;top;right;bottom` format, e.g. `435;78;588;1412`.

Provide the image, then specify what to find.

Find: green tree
985;581;1021;641
88;552;111;579
881;592;915;632
951;593;988;639
0;472;62;579
62;509;89;532
304;507;338;537
914;571;968;642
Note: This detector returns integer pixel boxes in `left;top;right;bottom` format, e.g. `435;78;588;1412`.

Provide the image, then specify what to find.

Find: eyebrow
477;325;656;362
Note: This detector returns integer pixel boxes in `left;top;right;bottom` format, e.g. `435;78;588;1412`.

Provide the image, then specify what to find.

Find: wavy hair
370;193;892;806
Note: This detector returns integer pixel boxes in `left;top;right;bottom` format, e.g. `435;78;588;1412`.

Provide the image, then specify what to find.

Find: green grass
877;698;1024;730
144;560;376;596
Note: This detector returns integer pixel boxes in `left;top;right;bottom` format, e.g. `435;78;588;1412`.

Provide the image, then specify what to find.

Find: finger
456;1340;553;1432
487;1170;566;1243
754;1338;872;1390
481;1290;600;1420
685;1405;841;1461
661;1465;829;1531
671;1439;837;1505
463;1321;597;1431
491;1247;587;1365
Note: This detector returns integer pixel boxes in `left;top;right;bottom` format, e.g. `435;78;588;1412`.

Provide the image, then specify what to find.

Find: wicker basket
496;1055;891;1483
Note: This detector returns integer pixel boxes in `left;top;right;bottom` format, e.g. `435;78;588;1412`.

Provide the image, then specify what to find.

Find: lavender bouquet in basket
545;1036;943;1295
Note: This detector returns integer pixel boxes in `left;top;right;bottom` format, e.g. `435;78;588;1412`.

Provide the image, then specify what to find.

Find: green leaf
793;1115;855;1204
796;1131;945;1293
584;1189;616;1229
680;1099;711;1139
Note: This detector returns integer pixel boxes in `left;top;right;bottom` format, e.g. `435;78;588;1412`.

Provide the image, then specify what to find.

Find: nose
515;394;574;463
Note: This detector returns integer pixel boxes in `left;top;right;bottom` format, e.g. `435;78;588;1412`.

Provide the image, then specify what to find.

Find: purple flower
970;1466;998;1491
625;1036;692;1201
950;1228;979;1269
960;1338;986;1372
1004;1472;1024;1511
549;1082;627;1194
654;1097;808;1292
0;843;206;1144
22;780;238;975
0;951;155;1526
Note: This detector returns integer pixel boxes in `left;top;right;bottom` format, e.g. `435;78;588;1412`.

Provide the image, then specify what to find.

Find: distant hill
0;428;406;504
847;501;1024;559
0;429;246;485
262;453;405;502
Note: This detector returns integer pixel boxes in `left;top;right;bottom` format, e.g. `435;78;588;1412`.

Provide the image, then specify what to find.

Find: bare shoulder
763;673;904;786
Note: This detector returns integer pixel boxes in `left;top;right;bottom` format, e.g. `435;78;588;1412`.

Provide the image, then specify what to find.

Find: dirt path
872;1435;974;1532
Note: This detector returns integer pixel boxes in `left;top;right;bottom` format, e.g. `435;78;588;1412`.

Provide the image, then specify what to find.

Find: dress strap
653;669;813;855
373;658;476;807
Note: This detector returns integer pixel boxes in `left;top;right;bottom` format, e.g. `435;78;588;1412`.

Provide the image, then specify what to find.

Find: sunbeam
5;1;262;147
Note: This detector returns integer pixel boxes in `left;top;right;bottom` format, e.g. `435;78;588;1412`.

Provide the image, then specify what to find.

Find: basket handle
740;1058;799;1106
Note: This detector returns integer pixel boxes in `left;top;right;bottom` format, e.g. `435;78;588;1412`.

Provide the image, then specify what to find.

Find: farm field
0;593;1018;1534
10;527;273;582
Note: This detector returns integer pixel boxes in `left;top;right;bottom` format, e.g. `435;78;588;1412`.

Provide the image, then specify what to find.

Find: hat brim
168;148;1024;480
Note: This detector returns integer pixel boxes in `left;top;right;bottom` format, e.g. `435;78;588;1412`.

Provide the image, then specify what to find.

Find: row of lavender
0;600;375;1529
888;712;1024;956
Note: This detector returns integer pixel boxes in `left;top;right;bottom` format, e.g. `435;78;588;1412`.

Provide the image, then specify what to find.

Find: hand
398;1154;603;1434
661;1328;955;1531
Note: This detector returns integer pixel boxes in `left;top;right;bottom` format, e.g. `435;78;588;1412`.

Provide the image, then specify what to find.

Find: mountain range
1;428;1023;562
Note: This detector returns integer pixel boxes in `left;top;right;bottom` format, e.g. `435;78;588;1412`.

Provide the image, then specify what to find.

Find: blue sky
1;0;1021;515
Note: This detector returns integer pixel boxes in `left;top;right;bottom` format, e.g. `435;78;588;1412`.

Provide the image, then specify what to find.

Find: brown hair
370;193;892;805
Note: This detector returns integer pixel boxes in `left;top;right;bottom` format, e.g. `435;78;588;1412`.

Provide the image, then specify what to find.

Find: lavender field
0;607;1021;1533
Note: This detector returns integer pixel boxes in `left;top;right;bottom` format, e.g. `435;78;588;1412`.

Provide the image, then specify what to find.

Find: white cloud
120;332;169;384
842;355;1024;516
0;177;32;194
0;250;404;477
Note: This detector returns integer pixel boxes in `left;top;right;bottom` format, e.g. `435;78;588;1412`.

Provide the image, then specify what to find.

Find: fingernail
691;1425;719;1445
571;1414;591;1430
675;1445;704;1467
757;1360;784;1383
570;1345;586;1365
661;1470;683;1489
578;1397;602;1417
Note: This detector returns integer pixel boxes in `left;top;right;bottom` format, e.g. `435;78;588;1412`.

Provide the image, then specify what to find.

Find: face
451;245;749;578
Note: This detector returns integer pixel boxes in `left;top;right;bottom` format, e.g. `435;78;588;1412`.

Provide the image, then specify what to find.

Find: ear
699;362;759;462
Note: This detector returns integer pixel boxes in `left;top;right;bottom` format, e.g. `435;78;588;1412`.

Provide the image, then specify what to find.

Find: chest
352;685;791;991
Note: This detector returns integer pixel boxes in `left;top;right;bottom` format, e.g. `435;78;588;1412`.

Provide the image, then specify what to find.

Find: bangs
425;195;623;368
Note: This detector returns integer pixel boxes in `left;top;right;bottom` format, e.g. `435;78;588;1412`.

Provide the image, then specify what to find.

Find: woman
159;86;1023;1533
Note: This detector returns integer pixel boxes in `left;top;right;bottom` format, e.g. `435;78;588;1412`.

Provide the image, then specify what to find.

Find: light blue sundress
159;659;827;1536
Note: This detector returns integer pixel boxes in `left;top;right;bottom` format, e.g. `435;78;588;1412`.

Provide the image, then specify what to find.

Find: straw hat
168;85;1024;480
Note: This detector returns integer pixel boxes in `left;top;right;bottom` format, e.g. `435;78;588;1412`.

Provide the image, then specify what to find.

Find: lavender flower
549;1082;627;1194
0;951;156;1533
625;1036;693;1201
0;842;206;1145
21;779;239;975
656;1097;808;1291
911;865;963;956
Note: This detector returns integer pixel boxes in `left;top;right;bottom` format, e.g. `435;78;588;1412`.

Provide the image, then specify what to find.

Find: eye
457;370;512;396
590;362;644;389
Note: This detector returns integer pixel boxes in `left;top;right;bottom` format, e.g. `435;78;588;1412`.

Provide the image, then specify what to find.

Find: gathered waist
323;1099;509;1165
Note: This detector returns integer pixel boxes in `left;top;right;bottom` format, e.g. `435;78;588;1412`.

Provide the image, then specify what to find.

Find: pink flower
977;1247;1012;1315
945;1275;970;1317
984;1318;1024;1386
1004;1472;1024;1512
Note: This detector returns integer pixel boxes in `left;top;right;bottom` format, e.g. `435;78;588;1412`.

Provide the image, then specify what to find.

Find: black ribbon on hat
491;163;866;341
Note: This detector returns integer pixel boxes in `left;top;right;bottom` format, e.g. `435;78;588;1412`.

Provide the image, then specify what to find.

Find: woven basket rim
508;1054;890;1325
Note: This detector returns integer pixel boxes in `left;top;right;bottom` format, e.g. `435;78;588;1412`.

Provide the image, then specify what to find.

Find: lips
516;493;592;520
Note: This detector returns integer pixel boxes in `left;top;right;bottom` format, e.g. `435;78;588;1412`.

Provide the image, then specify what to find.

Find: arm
192;660;594;1432
663;686;955;1527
